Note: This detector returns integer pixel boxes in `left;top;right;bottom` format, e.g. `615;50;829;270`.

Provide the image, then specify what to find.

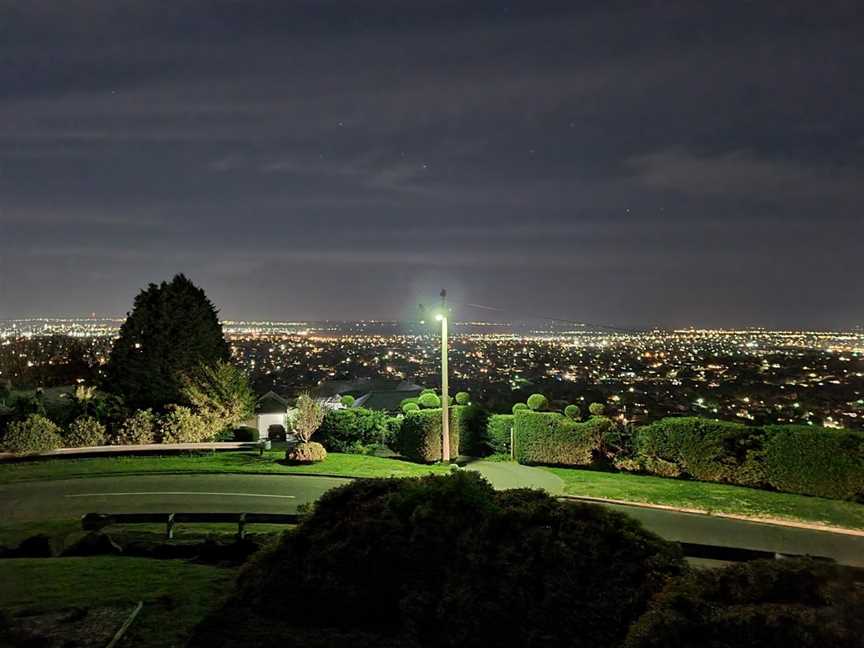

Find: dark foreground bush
192;472;685;648
624;559;864;648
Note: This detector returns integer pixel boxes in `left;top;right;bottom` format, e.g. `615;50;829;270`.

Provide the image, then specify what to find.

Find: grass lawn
1;556;234;647
544;466;864;531
0;450;451;485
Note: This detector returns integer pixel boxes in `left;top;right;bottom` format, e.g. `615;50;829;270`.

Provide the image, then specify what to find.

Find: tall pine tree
105;274;230;410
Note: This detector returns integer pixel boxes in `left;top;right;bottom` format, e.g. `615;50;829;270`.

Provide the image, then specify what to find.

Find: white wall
257;413;286;439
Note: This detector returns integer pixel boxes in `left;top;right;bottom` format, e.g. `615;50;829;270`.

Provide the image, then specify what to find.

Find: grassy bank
1;556;234;647
0;450;451;485
544;466;864;530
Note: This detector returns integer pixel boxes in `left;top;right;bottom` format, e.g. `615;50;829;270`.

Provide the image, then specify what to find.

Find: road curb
557;493;864;537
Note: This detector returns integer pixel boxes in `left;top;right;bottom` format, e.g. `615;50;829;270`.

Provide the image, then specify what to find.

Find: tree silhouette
105;274;230;410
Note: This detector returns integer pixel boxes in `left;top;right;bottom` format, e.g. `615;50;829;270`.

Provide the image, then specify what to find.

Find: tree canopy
104;274;230;410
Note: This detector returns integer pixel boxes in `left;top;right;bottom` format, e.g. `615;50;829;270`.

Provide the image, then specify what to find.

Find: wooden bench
81;512;301;539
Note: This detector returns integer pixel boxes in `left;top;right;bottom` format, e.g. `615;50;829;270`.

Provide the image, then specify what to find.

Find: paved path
2;470;863;566
464;460;565;494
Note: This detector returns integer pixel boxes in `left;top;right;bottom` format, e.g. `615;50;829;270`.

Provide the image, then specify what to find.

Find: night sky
1;2;862;328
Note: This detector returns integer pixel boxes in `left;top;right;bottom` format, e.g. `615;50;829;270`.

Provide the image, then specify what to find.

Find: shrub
513;410;613;466
233;426;260;442
1;414;62;454
633;417;765;485
292;393;324;443
624;559;864;648
588;402;606;417
564;404;581;420
111;409;156;445
763;425;864;499
65;416;106;448
418;392;441;409
340;394;355;407
526;393;548;411
317;408;389;453
419;388;436;396
512;402;528;414
285;441;327;463
452;404;487;456
487;414;514;454
223;472;685;648
383;416;402;447
454;391;470;405
399;397;418;408
394;407;460;462
402;402;420;414
158;405;211;443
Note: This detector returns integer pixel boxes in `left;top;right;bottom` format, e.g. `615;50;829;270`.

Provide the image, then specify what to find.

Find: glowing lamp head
435;313;444;322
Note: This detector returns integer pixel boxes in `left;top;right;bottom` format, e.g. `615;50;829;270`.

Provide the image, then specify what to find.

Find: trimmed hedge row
632;417;764;485
631;417;864;500
317;407;389;452
487;414;514;454
513;410;613;466
394;407;461;462
763;425;864;500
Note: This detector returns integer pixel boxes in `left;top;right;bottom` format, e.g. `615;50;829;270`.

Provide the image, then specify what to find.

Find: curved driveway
0;474;349;523
2;470;863;567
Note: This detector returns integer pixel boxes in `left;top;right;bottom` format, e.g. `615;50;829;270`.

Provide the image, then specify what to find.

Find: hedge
513;410;613;466
454;404;488;456
487;414;514;454
394;407;461;462
633;417;765;486
763;425;864;500
317;407;389;452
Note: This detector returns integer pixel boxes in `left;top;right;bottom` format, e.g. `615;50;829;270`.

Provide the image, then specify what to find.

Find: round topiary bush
111;409;156;445
526;393;548;411
340;394;355;407
455;391;470;405
1;415;63;454
589;402;606;417
285;441;327;464
418;392;441;409
564;404;581;420
402;402;420;414
512;402;528;414
221;472;686;648
65;416;106;448
419;388;436;396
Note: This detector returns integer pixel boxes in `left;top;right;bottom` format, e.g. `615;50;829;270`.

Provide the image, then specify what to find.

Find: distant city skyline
2;2;862;327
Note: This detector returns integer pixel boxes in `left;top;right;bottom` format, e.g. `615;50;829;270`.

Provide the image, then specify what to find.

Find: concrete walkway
464;460;565;495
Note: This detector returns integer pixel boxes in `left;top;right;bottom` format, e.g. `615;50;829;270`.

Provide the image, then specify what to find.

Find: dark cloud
1;1;862;327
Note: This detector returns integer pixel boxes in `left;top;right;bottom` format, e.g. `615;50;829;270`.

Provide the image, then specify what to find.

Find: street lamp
420;290;450;463
436;291;450;463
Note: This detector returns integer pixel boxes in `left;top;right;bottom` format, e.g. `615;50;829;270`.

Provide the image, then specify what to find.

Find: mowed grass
1;556;234;648
0;450;451;485
544;466;864;531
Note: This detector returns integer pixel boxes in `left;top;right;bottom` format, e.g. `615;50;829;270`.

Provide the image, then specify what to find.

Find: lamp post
436;289;450;463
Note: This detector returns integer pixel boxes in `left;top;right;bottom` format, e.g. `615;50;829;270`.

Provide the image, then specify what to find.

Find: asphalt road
0;474;350;522
1;472;862;566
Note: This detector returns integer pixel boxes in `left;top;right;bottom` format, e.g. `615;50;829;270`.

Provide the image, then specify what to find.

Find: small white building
254;391;291;440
